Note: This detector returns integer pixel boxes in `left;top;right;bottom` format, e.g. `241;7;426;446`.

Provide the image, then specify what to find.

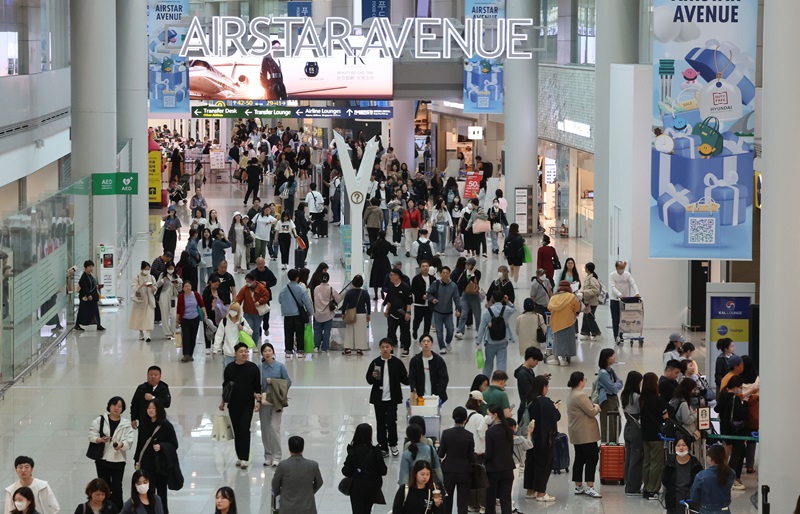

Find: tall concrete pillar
760;1;800;510
117;0;149;238
504;0;539;227
312;0;335;158
71;0;118;251
593;0;638;280
16;2;42;75
391;100;416;172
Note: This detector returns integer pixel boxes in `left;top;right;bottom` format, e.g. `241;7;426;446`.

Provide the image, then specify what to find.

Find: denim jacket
690;466;734;511
597;367;624;405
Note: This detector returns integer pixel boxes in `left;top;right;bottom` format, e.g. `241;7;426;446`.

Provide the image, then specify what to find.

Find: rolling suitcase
161;189;169;207
600;411;625;485
551;432;570;474
294;247;306;269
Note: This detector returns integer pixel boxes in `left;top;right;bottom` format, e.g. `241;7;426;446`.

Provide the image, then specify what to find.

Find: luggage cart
678;499;700;514
619;297;644;347
405;398;442;442
543;311;558;365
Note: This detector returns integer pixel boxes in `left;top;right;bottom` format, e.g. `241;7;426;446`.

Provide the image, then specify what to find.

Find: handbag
296;236;308;250
134;425;161;471
492;222;503;233
694;116;724;156
86;416;106;460
327;289;338;312
211;414;234;441
175;331;182;348
453;233;465;252
337;477;353;496
252;290;270;316
279;188;290;200
552;255;562;270
472;218;491;233
475;348;485;369
470;463;489;490
465;278;479;295
287;285;310;323
222;381;235;403
344;290;363;324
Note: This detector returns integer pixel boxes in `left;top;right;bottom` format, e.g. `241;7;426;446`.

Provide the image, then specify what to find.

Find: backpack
597;281;608;305
416;240;433;263
519;400;532;430
488;305;507;341
590;375;600;404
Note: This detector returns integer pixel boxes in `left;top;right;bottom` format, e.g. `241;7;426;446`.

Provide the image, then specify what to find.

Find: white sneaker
272;459;280;467
454;332;464;340
440;348;447;355
535;494;556;502
205;348;211;355
139;331;145;340
240;460;249;468
235;460;242;468
584;487;602;498
574;486;584;495
446;344;452;351
732;481;745;491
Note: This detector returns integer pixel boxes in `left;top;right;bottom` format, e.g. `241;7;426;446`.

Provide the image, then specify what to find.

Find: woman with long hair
621;370;644;496
391;461;442;514
156;261;181;341
690;444;734;513
579;262;602;338
524;376;561;502
714;375;748;491
486;265;515;305
161;206;182;256
276;210;298;270
449;196;464;244
399;424;443;486
367;230;396;300
132;400;178;513
342;423;388;514
259;343;291;467
431;197;453;256
213;487;237;514
129;261;157;342
340;274;371;356
502;223;525;283
597;349;624;442
307;262;329;296
206;210;221;232
228;212;250;273
120;470;164;514
484;404;516;513
566;371;602;498
558;257;581;289
9;487;38;514
662;436;703;514
640;372;669;499
199;228;214;286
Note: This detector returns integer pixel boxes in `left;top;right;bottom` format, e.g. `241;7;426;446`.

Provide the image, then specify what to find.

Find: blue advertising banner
649;0;757;259
463;0;505;114
287;1;312;17
147;0;190;115
363;0;391;19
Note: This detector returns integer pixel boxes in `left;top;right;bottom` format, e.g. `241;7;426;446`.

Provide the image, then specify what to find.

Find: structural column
71;0;118;251
117;0;149;238
312;0;334;154
592;0;638;280
760;1;800;510
391;100;416;172
504;0;539;229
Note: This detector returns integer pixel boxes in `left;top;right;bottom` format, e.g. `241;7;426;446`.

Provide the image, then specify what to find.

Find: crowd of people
14;121;768;514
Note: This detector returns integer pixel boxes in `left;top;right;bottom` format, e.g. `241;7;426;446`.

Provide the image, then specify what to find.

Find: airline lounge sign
179;16;538;61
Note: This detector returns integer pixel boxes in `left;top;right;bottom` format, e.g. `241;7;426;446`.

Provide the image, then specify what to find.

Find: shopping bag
296;236;308;250
304;324;314;354
476;348;485;369
211;414;234;441
453;233;465;252
175;332;182;348
522;244;533;264
239;330;256;349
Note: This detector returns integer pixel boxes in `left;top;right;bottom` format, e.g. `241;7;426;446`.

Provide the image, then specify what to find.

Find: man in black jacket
384;269;414;356
130;366;172;430
408;335;450;404
438;407;475;514
411;260;435;340
366;338;409;458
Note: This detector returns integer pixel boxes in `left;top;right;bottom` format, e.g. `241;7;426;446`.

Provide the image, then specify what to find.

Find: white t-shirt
423;355;433;397
382;357;391;401
253;214;277;240
306;191;324;214
278;220;296;234
329;177;341;197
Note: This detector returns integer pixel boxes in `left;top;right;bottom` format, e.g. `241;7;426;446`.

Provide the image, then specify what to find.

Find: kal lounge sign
93;173;139;196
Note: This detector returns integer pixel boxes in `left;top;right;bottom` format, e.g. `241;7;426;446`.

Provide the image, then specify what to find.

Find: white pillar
311;0;335;157
593;0;638;281
761;2;799;510
391;0;414;22
117;0;149;238
71;0;118;250
391;100;416;172
505;0;539;229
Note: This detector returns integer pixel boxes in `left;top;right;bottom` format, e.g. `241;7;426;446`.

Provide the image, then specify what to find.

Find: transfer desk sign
649;0;757;260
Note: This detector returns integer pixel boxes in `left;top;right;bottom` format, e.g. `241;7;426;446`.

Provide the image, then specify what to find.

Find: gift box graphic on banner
657;183;697;232
703;171;748;226
684;198;720;247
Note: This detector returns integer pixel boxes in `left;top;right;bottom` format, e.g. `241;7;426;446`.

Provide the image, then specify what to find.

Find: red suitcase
161;189;169;207
599;442;625;485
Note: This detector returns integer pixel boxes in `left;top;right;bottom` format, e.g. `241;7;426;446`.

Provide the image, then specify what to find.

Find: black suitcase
294;248;306;269
317;215;329;237
551;432;570;473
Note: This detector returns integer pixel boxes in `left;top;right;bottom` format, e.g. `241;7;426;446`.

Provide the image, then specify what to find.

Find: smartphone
555;399;562;405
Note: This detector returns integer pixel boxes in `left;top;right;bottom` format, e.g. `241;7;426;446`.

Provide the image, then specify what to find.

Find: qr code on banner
163;95;175;108
478;96;490;108
687;217;716;245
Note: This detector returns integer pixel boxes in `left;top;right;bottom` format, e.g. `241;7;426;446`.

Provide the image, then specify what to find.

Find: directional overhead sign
190;105;394;119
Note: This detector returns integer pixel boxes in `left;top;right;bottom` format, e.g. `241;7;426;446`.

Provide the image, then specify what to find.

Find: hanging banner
287;1;312;17
148;0;190;114
363;0;390;19
649;0;757;259
463;0;505;114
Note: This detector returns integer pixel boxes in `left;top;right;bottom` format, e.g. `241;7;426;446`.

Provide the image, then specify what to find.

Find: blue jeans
382;208;390;231
483;341;508;377
432;311;454;349
457;294;483;333
313;318;333;351
490;230;500;251
244;313;262;343
436;226;447;254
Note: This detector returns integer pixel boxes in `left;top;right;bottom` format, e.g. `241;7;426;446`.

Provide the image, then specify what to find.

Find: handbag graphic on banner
698;47;743;122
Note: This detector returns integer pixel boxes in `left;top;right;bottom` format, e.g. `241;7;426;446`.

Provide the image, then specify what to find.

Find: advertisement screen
188;37;393;101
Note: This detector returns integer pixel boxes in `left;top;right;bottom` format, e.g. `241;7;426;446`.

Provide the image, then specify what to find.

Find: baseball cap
167;205;176;212
469;390;484;402
728;354;743;369
233;211;242;218
669;332;686;343
523;298;535;312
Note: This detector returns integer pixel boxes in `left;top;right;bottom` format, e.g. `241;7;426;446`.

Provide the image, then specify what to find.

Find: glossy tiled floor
0;181;758;513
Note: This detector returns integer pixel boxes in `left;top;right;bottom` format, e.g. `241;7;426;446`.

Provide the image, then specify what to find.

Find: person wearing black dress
75;260;105;331
132;399;178;514
524;376;561;502
368;231;397;300
219;343;262;469
342;423;388;514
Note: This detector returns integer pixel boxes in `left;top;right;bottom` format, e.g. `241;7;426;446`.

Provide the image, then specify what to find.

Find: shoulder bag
344;290;363;325
327;288;338;312
134;425;162;471
222;381;236;403
86;415;106;460
252;289;270;316
287;284;310;323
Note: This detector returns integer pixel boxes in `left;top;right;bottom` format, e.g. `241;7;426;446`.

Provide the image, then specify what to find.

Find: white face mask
228;310;239;317
484;414;494;425
676;450;689;457
167;269;174;275
14;501;28;511
380;183;385;188
497;272;504;279
141;271;149;276
136;483;149;495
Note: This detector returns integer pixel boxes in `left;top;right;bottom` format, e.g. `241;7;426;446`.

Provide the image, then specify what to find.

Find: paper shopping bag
211;414;234;441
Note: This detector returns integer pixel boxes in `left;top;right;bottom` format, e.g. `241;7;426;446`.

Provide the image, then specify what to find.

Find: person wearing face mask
120;470;164;514
132;400;179;514
129;262;158;342
4;457;59;514
487;199;508;255
609;261;640;345
662;436;703;514
156;263;181;341
486;266;515;306
213;302;253;368
235;273;269;343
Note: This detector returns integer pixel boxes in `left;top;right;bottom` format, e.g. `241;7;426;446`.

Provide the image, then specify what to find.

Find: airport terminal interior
0;0;794;513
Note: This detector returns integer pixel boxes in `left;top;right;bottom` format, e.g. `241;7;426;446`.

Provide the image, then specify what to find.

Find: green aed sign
92;173;138;195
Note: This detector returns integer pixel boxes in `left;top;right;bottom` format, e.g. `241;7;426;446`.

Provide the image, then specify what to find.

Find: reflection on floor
0;181;758;513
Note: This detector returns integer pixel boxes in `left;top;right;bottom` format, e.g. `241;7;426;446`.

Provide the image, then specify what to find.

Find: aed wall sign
93;173;139;196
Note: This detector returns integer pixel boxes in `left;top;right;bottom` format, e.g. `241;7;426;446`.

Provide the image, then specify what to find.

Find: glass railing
0;177;91;382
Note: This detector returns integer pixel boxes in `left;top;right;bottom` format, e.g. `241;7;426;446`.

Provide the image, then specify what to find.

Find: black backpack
488;306;507;341
416;240;433;263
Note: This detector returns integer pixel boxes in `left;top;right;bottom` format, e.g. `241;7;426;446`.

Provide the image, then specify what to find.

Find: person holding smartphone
129;261;158;342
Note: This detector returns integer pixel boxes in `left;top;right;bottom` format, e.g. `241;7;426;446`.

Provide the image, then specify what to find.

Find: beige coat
128;273;157;331
515;311;546;356
566;388;601;445
581;274;601;306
